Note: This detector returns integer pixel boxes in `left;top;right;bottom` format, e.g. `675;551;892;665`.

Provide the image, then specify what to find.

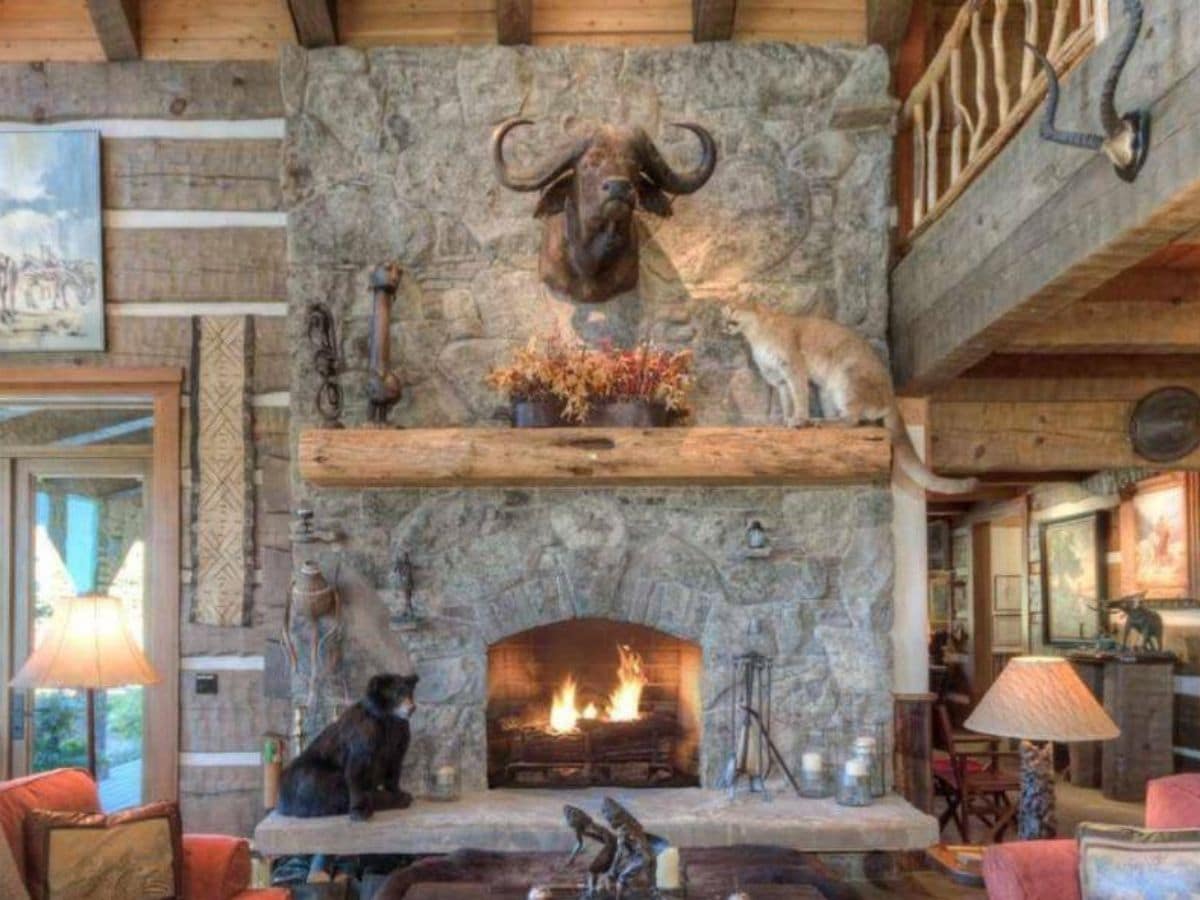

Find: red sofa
0;768;289;900
983;774;1200;900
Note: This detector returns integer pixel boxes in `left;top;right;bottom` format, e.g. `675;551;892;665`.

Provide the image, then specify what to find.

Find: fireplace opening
486;618;702;789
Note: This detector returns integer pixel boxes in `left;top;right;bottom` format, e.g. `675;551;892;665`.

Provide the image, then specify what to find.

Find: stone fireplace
282;41;898;798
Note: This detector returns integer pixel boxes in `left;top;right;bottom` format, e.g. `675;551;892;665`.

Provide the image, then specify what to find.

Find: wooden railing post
897;0;1100;246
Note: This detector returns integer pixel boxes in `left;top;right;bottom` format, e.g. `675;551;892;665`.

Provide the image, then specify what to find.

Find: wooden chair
932;703;1021;843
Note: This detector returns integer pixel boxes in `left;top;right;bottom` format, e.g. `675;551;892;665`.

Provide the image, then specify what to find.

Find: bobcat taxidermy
722;302;978;495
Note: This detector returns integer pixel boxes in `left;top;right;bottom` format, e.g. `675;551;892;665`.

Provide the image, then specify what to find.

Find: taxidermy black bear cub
278;672;419;820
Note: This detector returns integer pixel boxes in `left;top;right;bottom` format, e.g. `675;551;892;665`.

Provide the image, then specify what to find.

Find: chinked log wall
0;62;292;838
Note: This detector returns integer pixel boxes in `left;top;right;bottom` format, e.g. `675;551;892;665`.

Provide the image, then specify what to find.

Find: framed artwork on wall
928;520;950;571
1120;473;1195;600
0;129;104;352
929;571;951;628
1040;512;1107;645
993;574;1022;612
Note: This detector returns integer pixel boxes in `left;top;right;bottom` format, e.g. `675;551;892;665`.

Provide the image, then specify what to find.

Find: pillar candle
656;846;681;890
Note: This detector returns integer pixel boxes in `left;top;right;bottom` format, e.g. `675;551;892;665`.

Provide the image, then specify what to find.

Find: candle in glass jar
436;765;456;788
656;846;681;890
801;752;823;773
845;758;868;777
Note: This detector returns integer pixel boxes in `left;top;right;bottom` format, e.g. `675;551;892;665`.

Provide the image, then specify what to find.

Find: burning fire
547;644;647;733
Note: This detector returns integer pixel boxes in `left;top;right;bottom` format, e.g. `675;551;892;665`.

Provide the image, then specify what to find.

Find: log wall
0;62;291;837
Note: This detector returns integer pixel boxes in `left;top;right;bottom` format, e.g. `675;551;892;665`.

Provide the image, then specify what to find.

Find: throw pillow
1079;823;1200;900
23;801;182;900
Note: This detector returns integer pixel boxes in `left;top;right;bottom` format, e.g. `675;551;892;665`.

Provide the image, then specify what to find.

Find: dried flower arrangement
486;335;693;425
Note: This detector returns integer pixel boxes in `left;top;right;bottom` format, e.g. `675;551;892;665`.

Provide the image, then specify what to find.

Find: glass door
10;457;150;811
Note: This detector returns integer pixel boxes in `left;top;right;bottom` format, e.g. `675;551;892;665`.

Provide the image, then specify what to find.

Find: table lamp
10;593;160;778
965;656;1118;839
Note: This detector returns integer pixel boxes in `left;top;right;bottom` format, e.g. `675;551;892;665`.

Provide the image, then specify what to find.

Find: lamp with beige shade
10;593;160;778
966;656;1119;840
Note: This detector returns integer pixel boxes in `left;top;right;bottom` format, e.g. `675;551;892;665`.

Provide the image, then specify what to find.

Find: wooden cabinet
1105;657;1175;801
1070;657;1171;801
1070;653;1175;801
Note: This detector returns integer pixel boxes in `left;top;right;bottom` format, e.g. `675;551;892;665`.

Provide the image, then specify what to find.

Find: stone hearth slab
254;789;938;857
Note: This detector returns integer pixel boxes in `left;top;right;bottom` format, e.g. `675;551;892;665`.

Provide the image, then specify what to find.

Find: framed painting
993;574;1023;612
0;130;104;352
928;520;950;571
929;571;951;626
1121;474;1194;600
1040;512;1106;645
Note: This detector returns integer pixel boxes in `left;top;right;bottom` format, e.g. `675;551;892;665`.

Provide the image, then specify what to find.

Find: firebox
486;618;702;788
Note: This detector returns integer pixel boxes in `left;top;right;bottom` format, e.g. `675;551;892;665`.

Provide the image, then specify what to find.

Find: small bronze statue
565;805;618;895
1107;593;1164;652
563;799;668;899
366;262;404;426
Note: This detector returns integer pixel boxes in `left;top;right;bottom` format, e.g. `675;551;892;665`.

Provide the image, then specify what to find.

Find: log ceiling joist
286;0;338;48
85;0;139;61
891;0;1200;394
497;0;533;45
693;0;738;42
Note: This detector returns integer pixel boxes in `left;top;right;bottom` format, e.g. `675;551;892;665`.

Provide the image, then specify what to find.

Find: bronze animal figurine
601;797;662;897
1107;592;1164;652
492;118;717;303
1027;0;1149;181
564;804;618;895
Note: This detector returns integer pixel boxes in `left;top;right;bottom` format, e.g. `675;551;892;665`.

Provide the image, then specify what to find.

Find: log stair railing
297;426;891;488
902;0;1109;248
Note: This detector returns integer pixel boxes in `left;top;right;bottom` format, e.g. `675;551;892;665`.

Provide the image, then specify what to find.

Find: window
0;369;181;807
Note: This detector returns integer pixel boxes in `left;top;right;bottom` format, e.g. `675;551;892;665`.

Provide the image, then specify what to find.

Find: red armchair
0;768;288;900
982;773;1200;900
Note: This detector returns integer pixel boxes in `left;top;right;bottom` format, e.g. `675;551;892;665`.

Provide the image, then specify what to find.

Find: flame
606;644;647;722
544;645;647;732
549;675;581;733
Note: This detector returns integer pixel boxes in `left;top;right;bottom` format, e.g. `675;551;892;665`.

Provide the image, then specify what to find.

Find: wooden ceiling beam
693;0;738;42
287;0;338;48
1006;269;1200;354
928;362;1200;474
85;0;139;61
497;0;533;45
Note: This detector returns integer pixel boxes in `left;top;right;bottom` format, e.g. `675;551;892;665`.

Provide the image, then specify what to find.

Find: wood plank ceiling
0;0;884;61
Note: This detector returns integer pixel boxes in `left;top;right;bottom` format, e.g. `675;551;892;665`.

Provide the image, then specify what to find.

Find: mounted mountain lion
722;301;978;495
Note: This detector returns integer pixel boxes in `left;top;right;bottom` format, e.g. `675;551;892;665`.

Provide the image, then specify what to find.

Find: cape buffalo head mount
1028;0;1149;182
492;118;717;303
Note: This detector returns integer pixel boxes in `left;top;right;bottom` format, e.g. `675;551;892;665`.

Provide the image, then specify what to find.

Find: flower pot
511;399;566;428
583;399;669;428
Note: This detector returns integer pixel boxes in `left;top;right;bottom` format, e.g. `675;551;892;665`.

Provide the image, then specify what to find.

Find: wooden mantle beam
497;0;533;45
287;0;338;47
693;0;737;42
85;0;140;61
299;426;891;488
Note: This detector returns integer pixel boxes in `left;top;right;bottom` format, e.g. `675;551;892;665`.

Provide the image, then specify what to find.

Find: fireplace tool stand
722;652;801;800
